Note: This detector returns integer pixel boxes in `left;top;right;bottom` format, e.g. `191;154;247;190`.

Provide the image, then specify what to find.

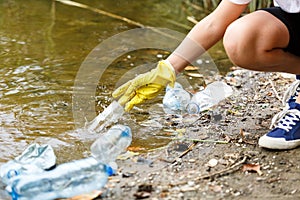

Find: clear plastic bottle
0;144;56;185
85;100;124;133
186;81;233;114
163;82;191;113
90;124;132;168
5;157;113;200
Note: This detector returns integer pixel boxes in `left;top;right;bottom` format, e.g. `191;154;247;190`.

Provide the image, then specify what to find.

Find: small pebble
208;158;218;167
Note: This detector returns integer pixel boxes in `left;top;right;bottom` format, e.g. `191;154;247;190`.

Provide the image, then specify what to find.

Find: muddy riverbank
97;69;300;200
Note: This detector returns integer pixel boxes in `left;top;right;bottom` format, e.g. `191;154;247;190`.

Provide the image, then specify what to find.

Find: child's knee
223;22;260;70
223;23;246;66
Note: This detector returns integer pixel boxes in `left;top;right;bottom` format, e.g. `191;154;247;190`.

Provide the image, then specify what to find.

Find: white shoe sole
258;134;300;150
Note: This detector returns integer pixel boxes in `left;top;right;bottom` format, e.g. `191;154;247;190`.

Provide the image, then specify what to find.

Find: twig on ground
172;137;228;144
158;142;198;164
171;141;198;164
155;137;227;168
194;154;248;180
170;154;249;186
240;129;256;145
154;142;198;171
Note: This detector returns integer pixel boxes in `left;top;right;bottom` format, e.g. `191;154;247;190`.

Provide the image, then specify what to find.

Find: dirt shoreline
100;69;300;200
1;69;299;200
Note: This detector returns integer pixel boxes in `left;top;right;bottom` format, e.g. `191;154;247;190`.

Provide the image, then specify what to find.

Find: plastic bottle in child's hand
85;100;124;133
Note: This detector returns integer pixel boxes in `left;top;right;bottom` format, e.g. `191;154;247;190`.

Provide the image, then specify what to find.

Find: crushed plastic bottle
186;81;233;114
5;157;113;200
163;82;191;113
166;82;184;91
85;100;124;133
0;143;56;185
90;124;132;169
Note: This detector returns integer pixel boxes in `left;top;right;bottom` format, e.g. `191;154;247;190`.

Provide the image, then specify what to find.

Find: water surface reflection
0;0;228;163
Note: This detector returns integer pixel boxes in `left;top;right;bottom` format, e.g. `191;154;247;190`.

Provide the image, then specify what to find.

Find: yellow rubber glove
112;60;176;111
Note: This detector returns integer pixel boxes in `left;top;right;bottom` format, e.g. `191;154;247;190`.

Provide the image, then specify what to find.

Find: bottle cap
119;125;132;138
7;185;19;200
7;169;19;179
186;102;200;114
105;165;115;176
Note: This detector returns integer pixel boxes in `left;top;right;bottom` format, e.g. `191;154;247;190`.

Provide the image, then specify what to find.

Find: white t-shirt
229;0;300;13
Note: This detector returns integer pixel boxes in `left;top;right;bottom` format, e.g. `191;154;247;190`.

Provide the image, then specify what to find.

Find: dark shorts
261;7;300;57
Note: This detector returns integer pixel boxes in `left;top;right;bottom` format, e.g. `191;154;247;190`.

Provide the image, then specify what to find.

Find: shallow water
0;0;229;164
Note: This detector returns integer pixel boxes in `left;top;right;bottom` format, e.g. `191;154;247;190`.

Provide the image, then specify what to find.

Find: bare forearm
167;0;248;73
167;16;225;73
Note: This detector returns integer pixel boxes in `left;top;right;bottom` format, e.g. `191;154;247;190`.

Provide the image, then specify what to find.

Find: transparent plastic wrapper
0;143;56;185
163;82;191;113
85;100;124;133
90;124;132;170
186;81;233;114
5;157;113;200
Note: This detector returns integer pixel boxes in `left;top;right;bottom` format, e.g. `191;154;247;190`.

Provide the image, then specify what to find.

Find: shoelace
282;80;300;105
270;108;300;132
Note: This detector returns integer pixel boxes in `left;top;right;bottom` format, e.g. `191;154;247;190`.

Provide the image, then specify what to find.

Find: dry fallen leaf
242;164;263;176
240;129;256;145
223;134;231;142
185;72;204;78
116;151;139;161
127;146;146;152
134;191;151;199
185;65;199;71
186;89;197;94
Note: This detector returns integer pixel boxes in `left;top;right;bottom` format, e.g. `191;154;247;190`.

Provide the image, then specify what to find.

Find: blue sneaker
259;102;300;149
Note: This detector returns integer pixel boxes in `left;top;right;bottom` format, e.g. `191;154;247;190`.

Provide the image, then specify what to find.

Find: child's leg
224;8;300;149
223;10;300;73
